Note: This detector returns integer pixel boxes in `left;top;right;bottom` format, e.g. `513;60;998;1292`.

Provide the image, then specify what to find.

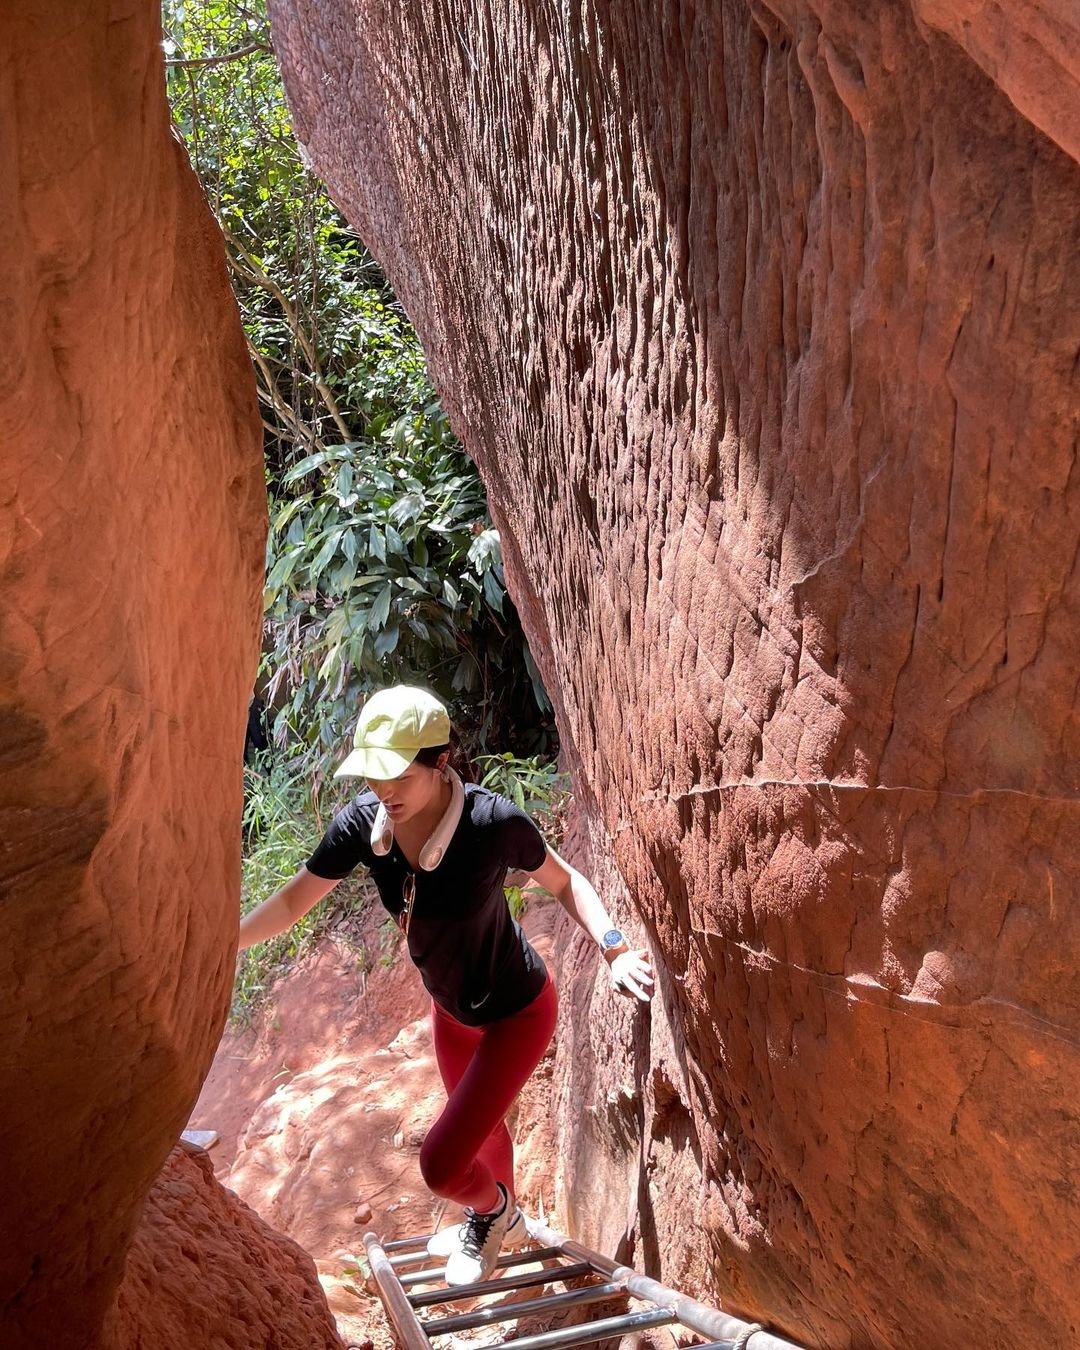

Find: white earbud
371;767;465;870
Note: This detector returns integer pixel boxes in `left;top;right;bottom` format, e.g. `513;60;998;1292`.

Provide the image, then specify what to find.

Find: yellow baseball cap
334;685;451;780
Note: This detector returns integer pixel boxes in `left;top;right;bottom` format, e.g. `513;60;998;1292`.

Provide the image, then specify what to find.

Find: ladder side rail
525;1218;808;1350
613;1266;806;1350
362;1231;433;1350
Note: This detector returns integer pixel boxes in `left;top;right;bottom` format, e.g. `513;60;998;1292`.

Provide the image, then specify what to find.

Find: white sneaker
443;1183;515;1286
427;1201;527;1258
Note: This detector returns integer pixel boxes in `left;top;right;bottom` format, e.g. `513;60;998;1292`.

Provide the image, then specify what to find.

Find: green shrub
263;426;553;791
475;752;571;845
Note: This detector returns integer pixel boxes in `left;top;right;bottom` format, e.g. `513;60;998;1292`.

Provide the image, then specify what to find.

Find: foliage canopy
163;0;555;789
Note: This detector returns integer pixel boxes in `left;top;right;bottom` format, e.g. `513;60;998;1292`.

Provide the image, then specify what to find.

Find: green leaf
451;653;477;692
482;570;505;614
264;546;302;597
316;645;340;681
283;451;331;483
310;527;345;579
370;582;392;629
468;528;502;571
373;624;399;659
523;644;551;713
368;524;386;563
389;492;425;526
270;496;307;535
330;556;359;592
347;633;370;668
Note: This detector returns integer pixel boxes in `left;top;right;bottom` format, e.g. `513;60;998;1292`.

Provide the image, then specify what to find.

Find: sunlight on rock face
268;1;1080;1344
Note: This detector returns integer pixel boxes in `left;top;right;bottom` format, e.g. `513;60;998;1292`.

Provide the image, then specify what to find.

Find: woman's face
367;756;447;826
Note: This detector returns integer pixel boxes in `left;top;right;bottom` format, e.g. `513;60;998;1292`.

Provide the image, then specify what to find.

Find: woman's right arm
238;867;342;950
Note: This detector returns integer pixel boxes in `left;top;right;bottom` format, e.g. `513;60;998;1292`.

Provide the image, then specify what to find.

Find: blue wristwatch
602;929;629;961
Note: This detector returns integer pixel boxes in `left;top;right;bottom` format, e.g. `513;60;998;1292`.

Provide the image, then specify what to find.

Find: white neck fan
371;767;465;870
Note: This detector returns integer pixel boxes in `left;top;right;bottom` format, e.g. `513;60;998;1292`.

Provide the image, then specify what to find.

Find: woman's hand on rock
609;949;654;1002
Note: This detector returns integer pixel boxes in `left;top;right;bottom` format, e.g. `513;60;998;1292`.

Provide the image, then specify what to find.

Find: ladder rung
390;1248;439;1270
398;1246;564;1285
479;1305;677;1350
381;1233;435;1253
408;1259;595;1308
422;1279;627;1336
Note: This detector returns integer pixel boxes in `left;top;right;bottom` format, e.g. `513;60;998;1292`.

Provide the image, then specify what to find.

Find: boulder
268;1;1080;1344
101;1144;343;1349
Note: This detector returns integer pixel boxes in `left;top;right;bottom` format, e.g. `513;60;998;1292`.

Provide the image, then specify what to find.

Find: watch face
603;929;625;949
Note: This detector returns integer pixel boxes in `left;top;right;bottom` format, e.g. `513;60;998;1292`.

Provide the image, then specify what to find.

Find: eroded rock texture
0;4;273;1345
101;1144;343;1349
268;3;1080;1347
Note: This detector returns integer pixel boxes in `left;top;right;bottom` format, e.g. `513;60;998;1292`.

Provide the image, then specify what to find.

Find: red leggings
419;975;558;1211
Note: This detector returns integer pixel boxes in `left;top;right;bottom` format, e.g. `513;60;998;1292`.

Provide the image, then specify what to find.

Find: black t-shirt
305;782;549;1026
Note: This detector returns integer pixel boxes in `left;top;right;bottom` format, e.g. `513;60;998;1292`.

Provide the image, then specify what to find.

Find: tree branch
166;42;269;69
223;225;355;445
245;333;325;453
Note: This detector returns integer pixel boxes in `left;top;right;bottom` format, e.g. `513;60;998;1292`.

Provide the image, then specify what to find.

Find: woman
238;685;654;1286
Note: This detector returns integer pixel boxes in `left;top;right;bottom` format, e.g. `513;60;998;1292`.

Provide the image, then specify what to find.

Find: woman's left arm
527;848;654;1002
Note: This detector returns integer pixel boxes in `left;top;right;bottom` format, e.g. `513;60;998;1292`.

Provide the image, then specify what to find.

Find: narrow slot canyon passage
2;2;1078;1348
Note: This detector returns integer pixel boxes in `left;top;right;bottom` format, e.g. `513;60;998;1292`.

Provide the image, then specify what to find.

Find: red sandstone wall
268;2;1080;1345
0;5;290;1345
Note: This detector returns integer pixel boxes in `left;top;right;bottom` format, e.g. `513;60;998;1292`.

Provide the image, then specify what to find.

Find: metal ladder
362;1215;806;1350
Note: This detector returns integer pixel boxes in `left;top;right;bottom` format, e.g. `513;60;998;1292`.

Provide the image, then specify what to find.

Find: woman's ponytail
414;726;476;782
